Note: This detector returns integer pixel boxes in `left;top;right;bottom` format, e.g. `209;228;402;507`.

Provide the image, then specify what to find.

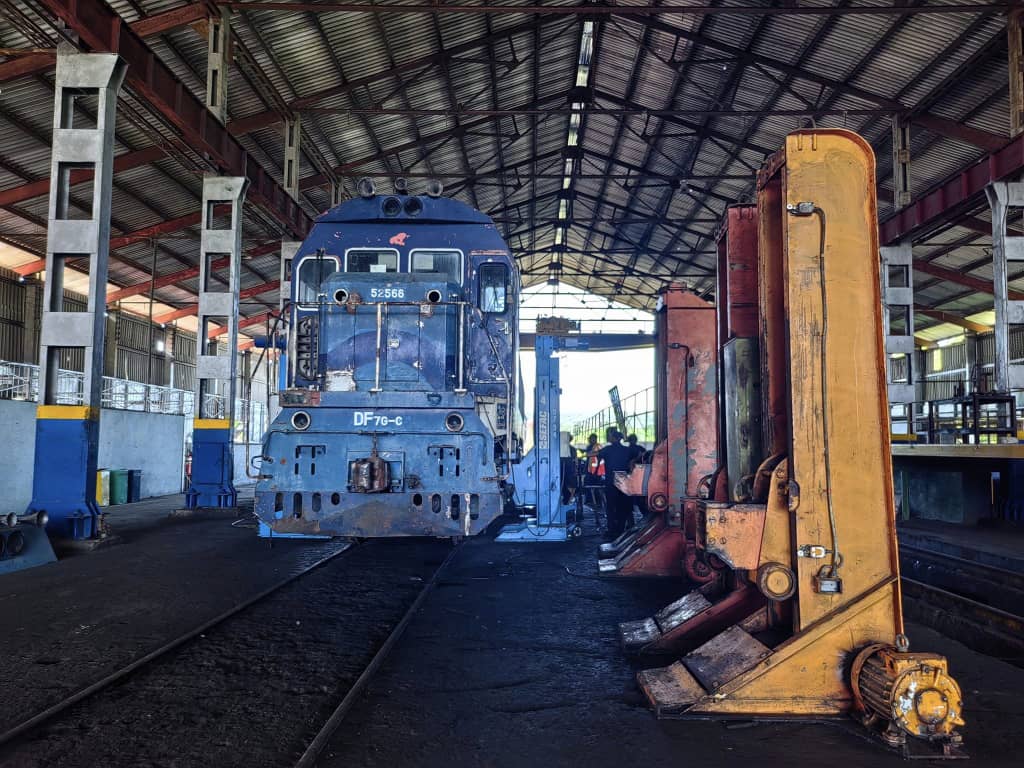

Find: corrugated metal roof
0;0;1013;327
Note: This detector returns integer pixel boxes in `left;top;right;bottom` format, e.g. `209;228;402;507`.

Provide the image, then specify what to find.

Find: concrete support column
185;175;249;509
964;332;978;394
283;117;301;200
891;116;912;210
986;181;1024;392
1010;9;1024;137
881;239;915;434
27;48;126;541
206;11;231;123
330;180;344;207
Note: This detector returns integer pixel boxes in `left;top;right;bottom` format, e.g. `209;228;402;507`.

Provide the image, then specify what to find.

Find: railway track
0;538;457;768
900;544;1024;668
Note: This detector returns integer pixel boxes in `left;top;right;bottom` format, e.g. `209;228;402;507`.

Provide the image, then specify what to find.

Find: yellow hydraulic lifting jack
625;130;965;757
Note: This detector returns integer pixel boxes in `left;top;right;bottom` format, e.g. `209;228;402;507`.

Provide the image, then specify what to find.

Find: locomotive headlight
404;197;423;216
426;289;442;304
334;288;349;305
382;196;402;216
291;410;311;431
445;412;464;432
357;177;376;198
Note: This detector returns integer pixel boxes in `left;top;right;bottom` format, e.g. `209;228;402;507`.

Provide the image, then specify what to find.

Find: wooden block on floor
619;617;661;652
655;590;712;633
682;625;769;692
637;661;706;716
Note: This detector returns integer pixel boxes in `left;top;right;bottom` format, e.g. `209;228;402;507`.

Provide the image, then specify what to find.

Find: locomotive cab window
346;249;399;273
479;263;509;313
411;250;463;284
295;255;340;307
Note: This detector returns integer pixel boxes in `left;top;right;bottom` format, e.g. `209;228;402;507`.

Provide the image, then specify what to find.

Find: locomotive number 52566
369;287;405;299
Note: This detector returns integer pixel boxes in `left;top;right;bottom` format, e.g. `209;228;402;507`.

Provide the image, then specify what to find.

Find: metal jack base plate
496;506;582;542
0;525;58;575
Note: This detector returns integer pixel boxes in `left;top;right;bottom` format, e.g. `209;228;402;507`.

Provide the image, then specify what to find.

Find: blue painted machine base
0;525;57;576
27;416;101;540
186;427;238;509
257;522;331;540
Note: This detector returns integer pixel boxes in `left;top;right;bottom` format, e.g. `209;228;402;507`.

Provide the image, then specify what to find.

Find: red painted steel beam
15;208;204;277
912;114;1008;153
149;282;279;324
153;306;196;324
914;307;991;333
0;3;209;84
913;260;1024;301
0;145;166;208
105;241;283;303
208;310;276;338
881;132;1024;245
0;53;55;83
111;212;202;250
18;203;269;280
240;280;279;300
34;0;311;239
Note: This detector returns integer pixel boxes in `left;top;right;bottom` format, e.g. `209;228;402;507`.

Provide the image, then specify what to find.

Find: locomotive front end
254;191;519;538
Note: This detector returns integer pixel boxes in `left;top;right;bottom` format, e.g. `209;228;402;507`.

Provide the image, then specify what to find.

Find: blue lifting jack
497;335;586;542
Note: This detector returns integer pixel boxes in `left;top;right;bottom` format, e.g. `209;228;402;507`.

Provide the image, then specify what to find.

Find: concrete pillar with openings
881;239;915;437
26;48;126;542
1010;9;1024;137
986;181;1024;393
891;116;912;210
206;10;231;124
283;117;301;200
185;176;249;509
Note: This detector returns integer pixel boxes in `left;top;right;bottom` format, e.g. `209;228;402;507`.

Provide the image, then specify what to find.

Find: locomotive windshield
346;249;399;273
479;263;509;313
295;255;339;305
411;249;462;283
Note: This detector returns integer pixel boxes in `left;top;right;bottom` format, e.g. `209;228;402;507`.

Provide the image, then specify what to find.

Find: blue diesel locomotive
254;182;521;538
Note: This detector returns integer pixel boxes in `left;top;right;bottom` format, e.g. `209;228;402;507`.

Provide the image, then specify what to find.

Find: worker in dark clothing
625;434;644;465
598;430;635;539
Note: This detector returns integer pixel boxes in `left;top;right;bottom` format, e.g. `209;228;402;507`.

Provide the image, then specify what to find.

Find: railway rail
900;544;1024;668
0;538;457;767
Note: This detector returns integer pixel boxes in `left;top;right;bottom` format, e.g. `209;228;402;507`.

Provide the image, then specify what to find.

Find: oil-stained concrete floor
316;527;1024;768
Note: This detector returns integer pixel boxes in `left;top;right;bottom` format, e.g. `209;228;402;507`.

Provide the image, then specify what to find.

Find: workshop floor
0;486;348;735
2;495;1022;767
316;526;1024;768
